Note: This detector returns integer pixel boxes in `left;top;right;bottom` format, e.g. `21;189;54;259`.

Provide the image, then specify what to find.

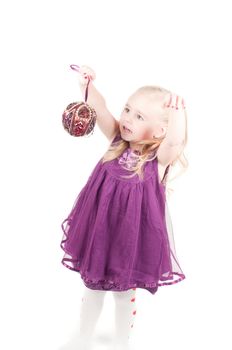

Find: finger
80;67;89;76
83;72;90;80
182;98;186;109
167;93;178;108
176;96;186;110
175;95;179;109
166;93;173;108
172;94;182;110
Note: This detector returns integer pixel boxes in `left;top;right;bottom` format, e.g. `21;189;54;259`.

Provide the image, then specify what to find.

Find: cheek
142;128;153;139
143;131;150;138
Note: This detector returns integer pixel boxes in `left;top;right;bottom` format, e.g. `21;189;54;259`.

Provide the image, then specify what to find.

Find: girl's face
119;92;166;144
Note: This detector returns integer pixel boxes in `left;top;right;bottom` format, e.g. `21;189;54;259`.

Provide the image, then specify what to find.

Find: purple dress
60;133;185;294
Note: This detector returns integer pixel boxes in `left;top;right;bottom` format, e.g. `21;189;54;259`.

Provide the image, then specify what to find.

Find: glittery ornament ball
62;101;97;137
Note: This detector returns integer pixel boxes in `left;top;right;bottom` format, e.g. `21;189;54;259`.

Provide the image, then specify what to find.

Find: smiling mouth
122;125;132;133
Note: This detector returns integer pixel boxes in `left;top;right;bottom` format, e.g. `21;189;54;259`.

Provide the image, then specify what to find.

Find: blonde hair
101;85;189;196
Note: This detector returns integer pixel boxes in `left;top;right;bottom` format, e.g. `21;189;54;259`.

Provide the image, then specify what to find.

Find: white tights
79;284;137;349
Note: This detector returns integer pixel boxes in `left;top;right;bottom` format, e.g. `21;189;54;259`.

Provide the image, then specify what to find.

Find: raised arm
78;66;119;141
156;93;186;167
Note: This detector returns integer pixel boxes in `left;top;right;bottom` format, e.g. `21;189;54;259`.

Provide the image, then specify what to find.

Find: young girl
60;65;188;350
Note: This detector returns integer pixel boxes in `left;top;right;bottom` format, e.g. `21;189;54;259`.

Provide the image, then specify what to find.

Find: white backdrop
1;1;231;349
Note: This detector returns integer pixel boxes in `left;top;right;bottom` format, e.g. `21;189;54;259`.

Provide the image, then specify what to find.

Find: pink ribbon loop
70;64;90;102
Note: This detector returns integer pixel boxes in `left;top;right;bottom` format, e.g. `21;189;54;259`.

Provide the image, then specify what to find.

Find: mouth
122;125;132;133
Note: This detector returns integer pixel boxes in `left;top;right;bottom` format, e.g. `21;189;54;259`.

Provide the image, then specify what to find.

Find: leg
79;284;107;348
58;284;107;350
112;288;137;348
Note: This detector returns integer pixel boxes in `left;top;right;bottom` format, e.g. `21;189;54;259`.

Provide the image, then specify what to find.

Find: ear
161;126;167;136
153;126;167;139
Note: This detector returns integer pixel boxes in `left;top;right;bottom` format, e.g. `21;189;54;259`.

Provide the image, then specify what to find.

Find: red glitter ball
62;101;97;137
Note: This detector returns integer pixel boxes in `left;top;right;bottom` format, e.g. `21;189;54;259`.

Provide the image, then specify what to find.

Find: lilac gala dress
60;133;185;294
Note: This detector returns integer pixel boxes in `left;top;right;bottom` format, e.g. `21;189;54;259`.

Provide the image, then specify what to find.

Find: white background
0;0;231;349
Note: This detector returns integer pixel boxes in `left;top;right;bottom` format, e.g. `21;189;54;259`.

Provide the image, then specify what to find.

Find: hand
78;65;96;85
163;92;186;111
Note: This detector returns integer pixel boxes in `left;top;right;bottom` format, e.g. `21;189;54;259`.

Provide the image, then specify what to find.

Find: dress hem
60;237;186;295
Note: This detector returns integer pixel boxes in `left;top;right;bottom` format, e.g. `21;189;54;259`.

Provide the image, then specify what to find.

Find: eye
137;114;144;120
124;107;129;112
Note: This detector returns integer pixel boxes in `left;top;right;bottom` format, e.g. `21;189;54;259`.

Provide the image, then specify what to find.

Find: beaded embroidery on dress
118;148;141;171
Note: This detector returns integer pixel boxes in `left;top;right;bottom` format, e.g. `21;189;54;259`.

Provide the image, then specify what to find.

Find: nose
125;114;132;124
